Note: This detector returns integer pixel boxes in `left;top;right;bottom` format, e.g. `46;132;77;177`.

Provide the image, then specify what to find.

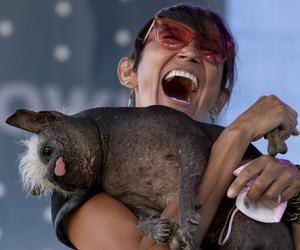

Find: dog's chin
48;175;85;196
53;185;75;198
48;176;71;191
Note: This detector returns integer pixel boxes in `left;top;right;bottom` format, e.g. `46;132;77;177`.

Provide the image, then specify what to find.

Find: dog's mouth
162;70;199;104
49;156;76;191
50;156;97;192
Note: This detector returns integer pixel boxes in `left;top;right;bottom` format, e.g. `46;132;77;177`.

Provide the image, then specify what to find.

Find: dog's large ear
5;109;66;133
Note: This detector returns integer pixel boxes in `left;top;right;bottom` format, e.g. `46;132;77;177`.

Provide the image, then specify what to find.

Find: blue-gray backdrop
0;0;299;250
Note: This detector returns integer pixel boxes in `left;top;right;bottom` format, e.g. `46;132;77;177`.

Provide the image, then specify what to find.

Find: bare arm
195;127;251;242
68;193;140;250
68;193;170;250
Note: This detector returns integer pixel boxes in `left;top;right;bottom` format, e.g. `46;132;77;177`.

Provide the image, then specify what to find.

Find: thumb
292;127;299;136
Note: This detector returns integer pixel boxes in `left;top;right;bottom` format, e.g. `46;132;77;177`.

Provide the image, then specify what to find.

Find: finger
245;156;286;200
285;102;298;119
287;109;298;130
227;161;265;199
278;115;297;140
280;100;298;122
273;100;298;140
281;185;300;201
292;127;299;136
260;173;291;202
279;107;298;140
263;162;300;201
278;124;296;141
247;165;283;201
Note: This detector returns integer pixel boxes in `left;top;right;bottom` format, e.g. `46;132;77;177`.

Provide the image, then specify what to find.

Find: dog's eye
42;146;53;157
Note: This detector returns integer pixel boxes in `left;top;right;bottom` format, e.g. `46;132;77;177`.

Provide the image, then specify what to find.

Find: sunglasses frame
143;17;234;64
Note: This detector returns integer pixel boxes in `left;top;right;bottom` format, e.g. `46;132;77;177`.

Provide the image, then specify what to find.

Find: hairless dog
6;105;292;250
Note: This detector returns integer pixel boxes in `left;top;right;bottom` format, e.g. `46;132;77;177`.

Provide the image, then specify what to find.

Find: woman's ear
117;57;138;89
210;89;230;115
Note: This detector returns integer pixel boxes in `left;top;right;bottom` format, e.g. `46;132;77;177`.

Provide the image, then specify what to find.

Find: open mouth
162;70;199;104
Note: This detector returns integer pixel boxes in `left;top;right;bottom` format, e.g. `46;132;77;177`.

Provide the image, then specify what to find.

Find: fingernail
277;194;282;204
227;188;236;198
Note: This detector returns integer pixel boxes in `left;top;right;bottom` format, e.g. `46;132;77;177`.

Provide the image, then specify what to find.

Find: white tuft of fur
19;135;73;198
19;135;52;195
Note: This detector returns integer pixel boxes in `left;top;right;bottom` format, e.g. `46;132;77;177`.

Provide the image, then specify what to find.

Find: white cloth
234;161;287;223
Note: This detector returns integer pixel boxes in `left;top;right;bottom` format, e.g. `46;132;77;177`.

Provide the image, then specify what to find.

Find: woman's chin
158;96;199;119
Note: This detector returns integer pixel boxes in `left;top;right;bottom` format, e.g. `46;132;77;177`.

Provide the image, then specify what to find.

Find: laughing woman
51;3;300;250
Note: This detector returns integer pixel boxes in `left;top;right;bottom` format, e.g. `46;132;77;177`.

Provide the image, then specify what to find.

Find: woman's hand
227;156;300;202
228;95;299;142
226;95;299;202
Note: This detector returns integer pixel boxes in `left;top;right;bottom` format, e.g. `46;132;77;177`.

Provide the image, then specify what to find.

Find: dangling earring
209;111;216;124
128;89;135;107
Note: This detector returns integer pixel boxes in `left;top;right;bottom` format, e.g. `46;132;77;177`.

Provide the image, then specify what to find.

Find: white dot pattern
114;29;132;47
0;20;14;38
43;206;52;224
53;44;71;62
0;182;6;199
55;0;72;17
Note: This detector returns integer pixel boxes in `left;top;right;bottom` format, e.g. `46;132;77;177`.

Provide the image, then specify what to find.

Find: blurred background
0;0;299;249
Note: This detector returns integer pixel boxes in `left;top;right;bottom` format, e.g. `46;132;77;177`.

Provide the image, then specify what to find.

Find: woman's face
119;18;228;121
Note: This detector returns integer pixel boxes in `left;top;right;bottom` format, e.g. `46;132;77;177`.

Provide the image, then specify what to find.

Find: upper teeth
164;70;199;91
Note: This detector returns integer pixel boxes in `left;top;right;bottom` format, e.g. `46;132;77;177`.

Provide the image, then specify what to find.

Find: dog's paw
175;209;201;250
184;209;201;237
152;218;172;245
138;217;173;245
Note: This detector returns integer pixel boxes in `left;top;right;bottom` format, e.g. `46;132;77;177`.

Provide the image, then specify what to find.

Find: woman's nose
176;41;201;63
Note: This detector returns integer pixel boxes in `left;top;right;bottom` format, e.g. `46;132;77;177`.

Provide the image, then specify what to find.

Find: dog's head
6;109;102;197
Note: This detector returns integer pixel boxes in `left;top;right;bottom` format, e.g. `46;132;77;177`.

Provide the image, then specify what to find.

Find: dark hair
129;3;236;94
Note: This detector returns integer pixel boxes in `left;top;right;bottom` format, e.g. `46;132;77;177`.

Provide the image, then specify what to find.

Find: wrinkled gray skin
6;105;293;250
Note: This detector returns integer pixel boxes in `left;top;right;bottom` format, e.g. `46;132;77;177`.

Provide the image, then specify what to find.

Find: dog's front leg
178;137;209;250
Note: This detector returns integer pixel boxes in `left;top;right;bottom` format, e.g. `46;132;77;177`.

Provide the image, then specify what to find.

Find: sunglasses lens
198;39;226;64
156;22;191;50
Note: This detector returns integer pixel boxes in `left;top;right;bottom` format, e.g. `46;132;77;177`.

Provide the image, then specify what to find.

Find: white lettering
0;81;41;135
0;81;127;135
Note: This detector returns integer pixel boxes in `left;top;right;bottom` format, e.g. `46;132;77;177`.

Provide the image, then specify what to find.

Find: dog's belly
102;159;180;211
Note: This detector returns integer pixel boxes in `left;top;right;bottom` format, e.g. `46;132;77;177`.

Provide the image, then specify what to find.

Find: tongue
55;157;66;176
